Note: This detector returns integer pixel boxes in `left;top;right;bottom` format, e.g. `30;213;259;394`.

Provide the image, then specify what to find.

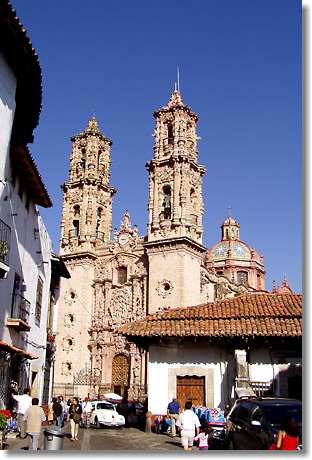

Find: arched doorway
112;354;130;399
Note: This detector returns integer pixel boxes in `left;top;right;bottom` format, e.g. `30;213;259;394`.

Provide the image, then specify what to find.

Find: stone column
173;161;180;224
152;171;159;228
234;349;256;398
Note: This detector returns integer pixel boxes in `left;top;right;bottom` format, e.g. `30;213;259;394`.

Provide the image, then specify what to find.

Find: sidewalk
4;423;81;451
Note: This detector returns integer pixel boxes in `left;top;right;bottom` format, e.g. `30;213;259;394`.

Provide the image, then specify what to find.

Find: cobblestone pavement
5;425;183;452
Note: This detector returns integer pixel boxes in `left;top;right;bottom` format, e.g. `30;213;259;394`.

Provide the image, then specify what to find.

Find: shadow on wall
252;363;302;400
219;352;235;409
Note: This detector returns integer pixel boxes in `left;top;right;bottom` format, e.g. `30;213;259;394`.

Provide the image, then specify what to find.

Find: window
35;277;43;326
237;271;248;285
73;205;80;236
117;266;127;285
163;186;171;219
167;124;174;145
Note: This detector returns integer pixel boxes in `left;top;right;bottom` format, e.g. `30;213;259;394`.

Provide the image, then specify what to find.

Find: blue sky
12;0;301;292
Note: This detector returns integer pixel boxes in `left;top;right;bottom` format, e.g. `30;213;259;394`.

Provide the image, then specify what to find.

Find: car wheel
94;417;101;429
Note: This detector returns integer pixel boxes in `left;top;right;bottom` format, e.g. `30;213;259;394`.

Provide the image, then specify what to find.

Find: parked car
89;400;125;428
224;397;302;450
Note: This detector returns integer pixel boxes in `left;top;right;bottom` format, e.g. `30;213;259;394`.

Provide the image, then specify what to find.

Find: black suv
225;397;302;450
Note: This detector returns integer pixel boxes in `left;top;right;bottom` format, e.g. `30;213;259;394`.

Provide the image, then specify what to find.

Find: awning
0;340;38;360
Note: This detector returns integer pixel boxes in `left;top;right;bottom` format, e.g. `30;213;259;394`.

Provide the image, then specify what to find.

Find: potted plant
0;240;8;262
0;410;10;450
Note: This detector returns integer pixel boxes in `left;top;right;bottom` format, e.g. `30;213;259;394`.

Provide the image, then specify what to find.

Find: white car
89;400;125;428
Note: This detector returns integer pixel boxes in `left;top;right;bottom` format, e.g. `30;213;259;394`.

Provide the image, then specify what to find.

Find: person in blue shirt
167;398;180;437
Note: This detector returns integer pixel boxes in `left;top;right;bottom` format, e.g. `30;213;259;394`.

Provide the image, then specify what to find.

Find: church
53;88;301;406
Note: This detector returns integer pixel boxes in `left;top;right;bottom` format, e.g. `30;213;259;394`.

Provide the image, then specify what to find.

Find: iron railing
249;381;273;397
0;218;10;265
11;293;30;323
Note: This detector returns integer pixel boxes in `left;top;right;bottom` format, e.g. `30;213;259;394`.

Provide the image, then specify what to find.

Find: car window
251;407;263;422
96;402;115;411
260;404;302;427
230;401;252;423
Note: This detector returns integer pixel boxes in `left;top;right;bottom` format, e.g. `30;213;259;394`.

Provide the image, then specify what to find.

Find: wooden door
177;376;205;408
112;354;129;398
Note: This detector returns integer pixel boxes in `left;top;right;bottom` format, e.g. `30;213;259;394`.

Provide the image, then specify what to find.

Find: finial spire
177;66;180;92
228;205;232;218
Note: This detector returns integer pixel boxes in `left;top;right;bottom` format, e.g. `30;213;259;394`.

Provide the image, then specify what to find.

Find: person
12;388;32;439
47;398;54;425
193;425;209;450
23;398;46;451
82;398;93;428
69;397;82;441
166;397;180;437
59;395;67;425
53;397;63;427
176;401;201;451
275;416;300;450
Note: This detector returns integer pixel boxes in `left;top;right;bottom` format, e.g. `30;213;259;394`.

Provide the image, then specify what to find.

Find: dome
210;240;251;261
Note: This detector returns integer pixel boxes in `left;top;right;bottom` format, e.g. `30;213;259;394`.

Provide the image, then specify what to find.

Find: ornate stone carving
156;279;174;298
108;287;132;327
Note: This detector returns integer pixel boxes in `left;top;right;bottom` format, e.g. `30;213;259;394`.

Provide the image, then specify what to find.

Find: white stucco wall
248;348;274;382
0;50;53;403
0;51;16;183
147;343;233;415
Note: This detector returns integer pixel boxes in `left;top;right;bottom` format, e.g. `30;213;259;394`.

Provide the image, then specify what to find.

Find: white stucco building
0;0;54;407
119;293;302;416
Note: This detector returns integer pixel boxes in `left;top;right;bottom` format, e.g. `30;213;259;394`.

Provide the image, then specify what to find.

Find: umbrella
104;392;122;401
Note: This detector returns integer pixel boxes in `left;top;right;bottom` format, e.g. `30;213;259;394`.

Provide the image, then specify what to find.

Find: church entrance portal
176;376;205;408
112;354;130;399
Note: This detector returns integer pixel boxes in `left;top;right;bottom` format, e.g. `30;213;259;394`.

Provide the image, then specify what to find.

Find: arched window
237;271;248;285
73;205;80;236
163;185;171;219
117;266;127;285
167;124;174;145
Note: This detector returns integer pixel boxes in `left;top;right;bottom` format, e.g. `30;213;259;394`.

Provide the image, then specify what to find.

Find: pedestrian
53;397;63;427
23;397;46;451
166;397;180;437
47;398;54;425
176;401;201;451
59;395;67;425
82;398;93;428
69;397;82;441
193;425;209;450
12;388;32;439
275;416;300;450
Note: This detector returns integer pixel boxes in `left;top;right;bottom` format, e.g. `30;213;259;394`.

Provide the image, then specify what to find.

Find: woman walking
69;397;82;441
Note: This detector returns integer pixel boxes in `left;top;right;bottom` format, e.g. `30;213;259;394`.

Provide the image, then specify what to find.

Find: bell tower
145;89;207;313
60;116;116;253
146;88;205;242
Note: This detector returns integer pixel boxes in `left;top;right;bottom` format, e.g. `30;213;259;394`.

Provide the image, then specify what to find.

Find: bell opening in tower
163;185;172;220
167;123;174;145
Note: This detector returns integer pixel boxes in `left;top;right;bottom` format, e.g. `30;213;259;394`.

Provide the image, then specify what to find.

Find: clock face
118;233;129;245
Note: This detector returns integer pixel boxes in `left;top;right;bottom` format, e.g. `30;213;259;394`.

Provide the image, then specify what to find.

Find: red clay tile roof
117;293;302;338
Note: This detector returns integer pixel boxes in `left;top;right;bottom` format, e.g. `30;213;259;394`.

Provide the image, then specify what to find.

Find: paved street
5;424;183;452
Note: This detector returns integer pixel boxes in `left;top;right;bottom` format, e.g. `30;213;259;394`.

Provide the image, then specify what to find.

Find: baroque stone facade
54;90;262;400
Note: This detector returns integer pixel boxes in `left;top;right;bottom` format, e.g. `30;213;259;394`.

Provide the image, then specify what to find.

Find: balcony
6;294;31;331
0;218;11;279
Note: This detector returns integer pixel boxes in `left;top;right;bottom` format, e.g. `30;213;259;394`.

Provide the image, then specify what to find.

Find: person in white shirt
13;388;32;439
82;398;93;428
176;401;201;451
